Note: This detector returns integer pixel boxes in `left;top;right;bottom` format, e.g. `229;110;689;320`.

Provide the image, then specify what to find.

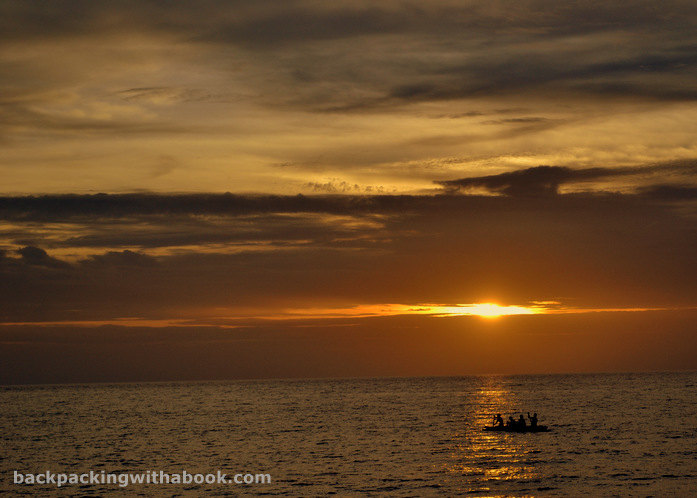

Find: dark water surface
2;373;697;496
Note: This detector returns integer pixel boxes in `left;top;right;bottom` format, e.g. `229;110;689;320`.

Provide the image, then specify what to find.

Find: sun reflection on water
443;378;542;494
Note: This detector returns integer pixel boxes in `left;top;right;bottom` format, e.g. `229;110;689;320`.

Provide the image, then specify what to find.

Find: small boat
483;425;550;433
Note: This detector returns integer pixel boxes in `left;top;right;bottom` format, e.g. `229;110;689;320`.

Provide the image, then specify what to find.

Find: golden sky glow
1;1;697;383
1;2;697;195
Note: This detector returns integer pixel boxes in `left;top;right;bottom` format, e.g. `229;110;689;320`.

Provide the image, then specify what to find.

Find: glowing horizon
4;302;691;330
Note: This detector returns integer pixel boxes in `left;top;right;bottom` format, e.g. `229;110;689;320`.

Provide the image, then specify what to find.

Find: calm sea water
2;373;697;496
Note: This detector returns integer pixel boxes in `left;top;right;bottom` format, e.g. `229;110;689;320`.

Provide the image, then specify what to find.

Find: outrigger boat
483;425;550;433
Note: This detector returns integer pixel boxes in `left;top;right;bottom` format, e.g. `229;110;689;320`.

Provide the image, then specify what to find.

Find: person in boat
528;412;538;429
493;414;504;427
518;414;526;429
506;416;516;428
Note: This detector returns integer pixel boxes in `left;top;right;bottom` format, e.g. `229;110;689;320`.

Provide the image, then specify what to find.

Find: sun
433;302;541;318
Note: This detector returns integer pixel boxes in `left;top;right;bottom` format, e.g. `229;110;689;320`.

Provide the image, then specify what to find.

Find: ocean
2;372;696;496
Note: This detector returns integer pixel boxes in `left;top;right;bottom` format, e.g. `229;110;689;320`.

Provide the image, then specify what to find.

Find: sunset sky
1;1;696;384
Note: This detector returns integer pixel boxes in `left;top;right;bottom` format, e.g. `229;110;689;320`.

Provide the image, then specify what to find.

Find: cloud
483;117;551;125
4;1;697;194
0;193;398;221
304;180;388;194
16;246;71;269
1;189;696;327
6;2;697;111
639;184;697;200
0;100;191;138
437;163;697;196
116;87;216;105
437;166;620;196
81;250;157;267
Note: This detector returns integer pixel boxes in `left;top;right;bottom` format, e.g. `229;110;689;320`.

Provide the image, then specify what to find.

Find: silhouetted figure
506;416;516;428
518;414;526;429
528;412;538;428
493;414;504;427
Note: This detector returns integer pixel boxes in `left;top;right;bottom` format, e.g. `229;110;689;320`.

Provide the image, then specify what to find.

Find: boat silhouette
483;425;550;433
